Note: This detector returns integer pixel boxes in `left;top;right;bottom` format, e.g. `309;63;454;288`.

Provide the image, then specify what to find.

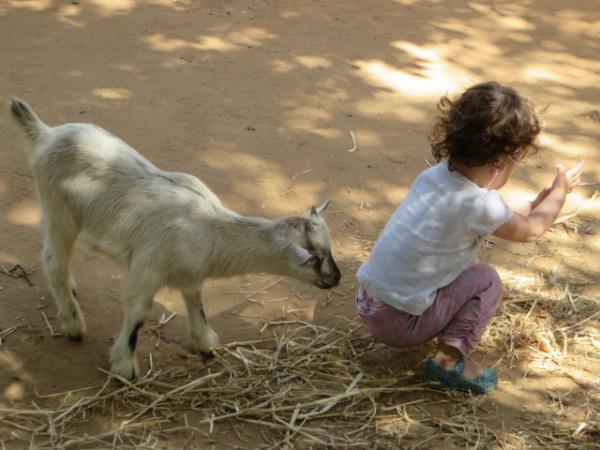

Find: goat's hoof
110;358;139;380
62;319;85;342
66;331;84;342
200;350;215;359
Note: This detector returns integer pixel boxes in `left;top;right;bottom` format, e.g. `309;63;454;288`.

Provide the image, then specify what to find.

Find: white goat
11;99;341;379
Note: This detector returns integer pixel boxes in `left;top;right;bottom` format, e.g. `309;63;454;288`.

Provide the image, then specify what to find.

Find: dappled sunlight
0;0;190;17
56;3;84;28
520;52;600;89
280;10;300;19
495;267;539;288
294;55;333;69
551;9;600;39
146;33;238;52
0;350;30;403
228;28;277;47
89;0;136;16
563;192;600;214
203;151;288;185
1;0;599;447
353;92;430;122
88;0;188;17
284;106;343;139
200;148;317;215
269;58;295;73
351;129;383;148
539;132;596;158
7;200;40;227
5;0;51;13
92;87;132;100
145;27;276;53
523;66;563;83
355;58;470;98
469;3;535;31
498;382;547;411
0;251;21;265
152;290;186;316
499;185;600;231
198;145;342;220
370;182;409;206
268;56;334;73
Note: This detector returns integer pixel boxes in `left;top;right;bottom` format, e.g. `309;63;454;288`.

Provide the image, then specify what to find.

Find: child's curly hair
429;82;540;171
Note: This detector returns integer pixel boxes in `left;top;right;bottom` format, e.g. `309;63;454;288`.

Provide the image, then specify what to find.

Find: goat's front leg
182;287;219;357
110;274;159;379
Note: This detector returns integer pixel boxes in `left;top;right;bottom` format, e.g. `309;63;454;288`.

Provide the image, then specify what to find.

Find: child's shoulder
414;162;477;192
414;161;448;184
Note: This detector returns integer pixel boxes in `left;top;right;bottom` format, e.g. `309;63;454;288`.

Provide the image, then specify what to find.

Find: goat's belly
78;232;129;265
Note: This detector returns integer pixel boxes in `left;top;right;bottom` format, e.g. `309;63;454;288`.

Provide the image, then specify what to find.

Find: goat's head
277;200;341;289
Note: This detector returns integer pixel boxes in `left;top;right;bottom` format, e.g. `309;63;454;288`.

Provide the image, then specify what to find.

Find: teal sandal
424;358;498;394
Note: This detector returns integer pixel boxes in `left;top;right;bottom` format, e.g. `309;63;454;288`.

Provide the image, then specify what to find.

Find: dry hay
2;319;431;449
1;278;599;449
488;270;600;371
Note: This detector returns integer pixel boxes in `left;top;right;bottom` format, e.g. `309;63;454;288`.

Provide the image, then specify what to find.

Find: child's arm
506;184;553;215
493;161;584;242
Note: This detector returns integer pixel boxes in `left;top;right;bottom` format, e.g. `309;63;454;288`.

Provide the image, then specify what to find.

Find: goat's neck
209;213;283;277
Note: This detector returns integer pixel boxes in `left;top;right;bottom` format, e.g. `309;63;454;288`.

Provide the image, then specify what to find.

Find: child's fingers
569;170;581;183
570;168;583;182
567;163;584;176
567;160;586;178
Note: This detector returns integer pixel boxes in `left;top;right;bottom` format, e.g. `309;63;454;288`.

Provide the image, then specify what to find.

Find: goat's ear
309;199;330;217
285;243;313;266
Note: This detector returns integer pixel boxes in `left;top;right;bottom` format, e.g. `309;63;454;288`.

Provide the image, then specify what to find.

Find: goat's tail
10;99;48;141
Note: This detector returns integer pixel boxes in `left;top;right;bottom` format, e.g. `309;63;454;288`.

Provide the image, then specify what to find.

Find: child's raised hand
565;160;585;191
551;160;585;194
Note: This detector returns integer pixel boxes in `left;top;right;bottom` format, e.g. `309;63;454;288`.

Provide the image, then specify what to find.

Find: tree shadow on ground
0;0;599;448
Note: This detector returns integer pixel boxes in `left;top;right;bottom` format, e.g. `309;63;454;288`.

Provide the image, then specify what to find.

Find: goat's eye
306;243;324;259
302;255;320;268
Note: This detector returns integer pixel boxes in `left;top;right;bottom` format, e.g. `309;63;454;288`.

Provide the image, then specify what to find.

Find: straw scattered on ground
1;272;599;450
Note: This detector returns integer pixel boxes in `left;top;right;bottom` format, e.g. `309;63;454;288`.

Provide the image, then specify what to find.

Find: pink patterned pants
357;264;503;358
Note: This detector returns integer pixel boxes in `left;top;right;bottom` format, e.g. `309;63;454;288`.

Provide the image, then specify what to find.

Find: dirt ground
1;0;599;448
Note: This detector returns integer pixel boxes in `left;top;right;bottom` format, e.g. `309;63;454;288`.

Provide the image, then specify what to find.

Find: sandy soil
1;0;599;448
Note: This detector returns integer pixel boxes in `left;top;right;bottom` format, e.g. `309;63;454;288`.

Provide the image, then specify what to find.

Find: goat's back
30;121;226;266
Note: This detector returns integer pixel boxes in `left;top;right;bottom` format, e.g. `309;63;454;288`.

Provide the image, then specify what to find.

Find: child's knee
470;263;502;289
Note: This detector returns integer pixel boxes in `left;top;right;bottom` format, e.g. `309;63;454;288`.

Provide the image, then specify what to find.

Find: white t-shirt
356;162;513;315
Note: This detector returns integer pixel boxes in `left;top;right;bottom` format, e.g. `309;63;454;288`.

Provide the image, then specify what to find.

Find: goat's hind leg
182;286;219;357
42;218;84;340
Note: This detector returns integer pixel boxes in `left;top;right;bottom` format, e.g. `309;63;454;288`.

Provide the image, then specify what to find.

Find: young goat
11;99;341;379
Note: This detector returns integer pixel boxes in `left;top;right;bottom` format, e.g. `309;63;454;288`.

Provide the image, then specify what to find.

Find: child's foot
424;358;497;394
432;353;483;380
